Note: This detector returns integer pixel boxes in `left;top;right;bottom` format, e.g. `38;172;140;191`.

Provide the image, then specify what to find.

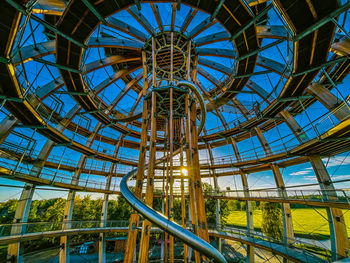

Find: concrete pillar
309;156;349;260
6;184;35;263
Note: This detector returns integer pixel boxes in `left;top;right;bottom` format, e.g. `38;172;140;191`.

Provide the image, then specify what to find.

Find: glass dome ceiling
1;0;350;261
0;0;350;194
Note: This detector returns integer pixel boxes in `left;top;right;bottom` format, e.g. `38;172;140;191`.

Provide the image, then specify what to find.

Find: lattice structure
0;1;349;263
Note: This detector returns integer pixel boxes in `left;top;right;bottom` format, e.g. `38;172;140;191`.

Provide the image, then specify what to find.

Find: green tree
72;195;102;221
42;198;66;222
202;182;230;227
115;195;132;220
261;202;283;240
0;199;17;223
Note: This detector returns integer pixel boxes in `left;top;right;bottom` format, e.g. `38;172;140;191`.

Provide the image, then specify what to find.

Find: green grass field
226;208;350;239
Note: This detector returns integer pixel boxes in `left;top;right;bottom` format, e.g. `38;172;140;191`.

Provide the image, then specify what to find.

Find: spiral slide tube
120;169;227;263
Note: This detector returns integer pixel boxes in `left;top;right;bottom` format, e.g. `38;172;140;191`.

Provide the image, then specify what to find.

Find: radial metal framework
0;0;349;263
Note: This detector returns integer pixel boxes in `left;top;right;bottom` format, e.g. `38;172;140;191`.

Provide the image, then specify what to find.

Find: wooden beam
169;88;174;263
123;51;149;263
309;156;349;260
171;3;176;31
190;100;210;262
138;91;157;263
151;3;163;31
127;6;155;36
185;94;201;263
180;9;197;33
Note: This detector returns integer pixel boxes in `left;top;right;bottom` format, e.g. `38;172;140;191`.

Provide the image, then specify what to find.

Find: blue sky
0;1;350;201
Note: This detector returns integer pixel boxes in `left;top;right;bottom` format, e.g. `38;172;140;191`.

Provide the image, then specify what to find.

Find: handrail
0;220;332;261
120;169;227;263
1;96;349;169
0;159;349;208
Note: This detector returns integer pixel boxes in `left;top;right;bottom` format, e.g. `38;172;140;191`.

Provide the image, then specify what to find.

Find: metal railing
0;159;121;193
0;220;333;261
0;220;130;237
151;187;350;205
210;224;333;262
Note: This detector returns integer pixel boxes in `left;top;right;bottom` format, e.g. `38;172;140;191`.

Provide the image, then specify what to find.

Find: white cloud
290;170;311;176
303;175;318;182
331;175;350;180
322;156;350;168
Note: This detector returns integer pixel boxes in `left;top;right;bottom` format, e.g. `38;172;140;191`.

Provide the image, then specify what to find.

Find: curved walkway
0;221;329;263
0;160;349;209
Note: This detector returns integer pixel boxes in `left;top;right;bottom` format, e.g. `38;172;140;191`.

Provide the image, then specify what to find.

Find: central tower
122;31;213;263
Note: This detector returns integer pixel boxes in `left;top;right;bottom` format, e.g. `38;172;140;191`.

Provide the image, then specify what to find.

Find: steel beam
0;116;18;145
331;36;350;56
81;0;107;25
292;56;348;77
198;67;221;87
210;0;225;21
37;77;64;99
106;17;147;41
